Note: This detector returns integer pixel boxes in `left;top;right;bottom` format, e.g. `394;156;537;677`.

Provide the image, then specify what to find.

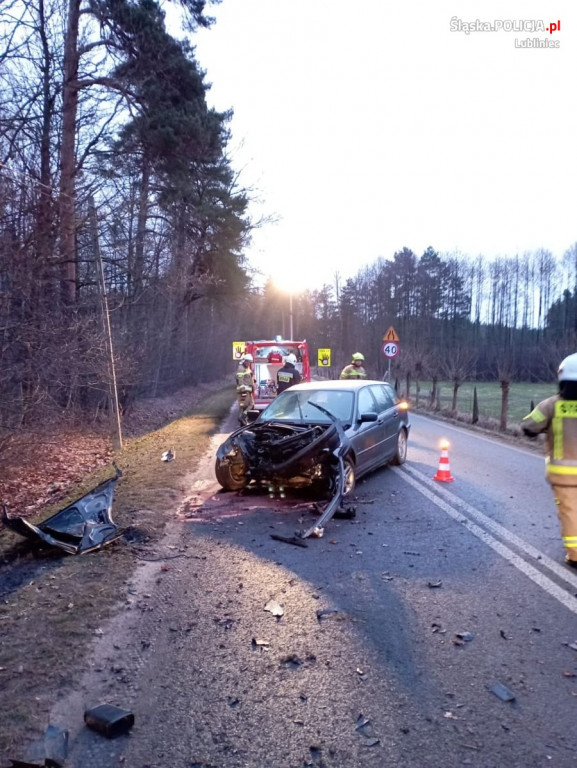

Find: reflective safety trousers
522;395;577;486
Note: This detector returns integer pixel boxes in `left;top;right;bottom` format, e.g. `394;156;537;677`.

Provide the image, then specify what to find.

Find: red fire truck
235;338;311;418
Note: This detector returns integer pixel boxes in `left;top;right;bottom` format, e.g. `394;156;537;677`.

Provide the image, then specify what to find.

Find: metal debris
161;448;175;462
2;467;124;555
11;723;69;767
490;682;516;702
428;580;443;588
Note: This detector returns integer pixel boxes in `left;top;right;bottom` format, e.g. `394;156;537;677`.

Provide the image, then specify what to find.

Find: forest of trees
1;0;577;447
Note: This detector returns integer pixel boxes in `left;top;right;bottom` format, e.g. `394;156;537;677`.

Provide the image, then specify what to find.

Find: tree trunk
58;0;80;305
500;380;510;432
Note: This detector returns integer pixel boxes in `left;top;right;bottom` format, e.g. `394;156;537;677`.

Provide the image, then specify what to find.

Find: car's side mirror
358;411;378;423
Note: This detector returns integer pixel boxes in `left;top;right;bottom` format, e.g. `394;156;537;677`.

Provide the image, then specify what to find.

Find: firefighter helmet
352;352;365;362
242;353;253;363
285;353;297;365
558;353;577;382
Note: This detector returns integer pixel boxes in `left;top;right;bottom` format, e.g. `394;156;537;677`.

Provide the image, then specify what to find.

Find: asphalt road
52;411;577;768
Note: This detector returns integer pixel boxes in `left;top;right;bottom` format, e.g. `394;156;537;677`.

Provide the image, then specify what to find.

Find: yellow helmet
352;352;365;362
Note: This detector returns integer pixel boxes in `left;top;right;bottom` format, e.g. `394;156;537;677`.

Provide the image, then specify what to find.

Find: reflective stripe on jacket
236;366;254;393
521;395;577;485
340;364;367;380
277;364;302;394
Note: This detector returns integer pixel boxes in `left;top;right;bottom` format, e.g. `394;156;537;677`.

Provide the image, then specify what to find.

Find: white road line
401;464;577;589
391;466;577;615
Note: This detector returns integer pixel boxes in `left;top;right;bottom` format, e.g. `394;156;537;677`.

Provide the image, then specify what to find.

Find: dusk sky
189;1;577;290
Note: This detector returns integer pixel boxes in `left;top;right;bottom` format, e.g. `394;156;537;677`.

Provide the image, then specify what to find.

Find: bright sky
191;1;577;291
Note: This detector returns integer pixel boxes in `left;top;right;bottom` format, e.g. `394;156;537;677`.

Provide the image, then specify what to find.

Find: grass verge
0;386;234;762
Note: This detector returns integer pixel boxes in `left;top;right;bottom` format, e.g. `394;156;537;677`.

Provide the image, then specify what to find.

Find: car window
370;384;395;412
262;389;354;423
357;387;377;414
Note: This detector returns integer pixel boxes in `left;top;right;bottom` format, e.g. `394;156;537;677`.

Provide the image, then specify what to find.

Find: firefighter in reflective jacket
235;354;254;426
521;352;577;568
277;353;302;394
340;352;367;380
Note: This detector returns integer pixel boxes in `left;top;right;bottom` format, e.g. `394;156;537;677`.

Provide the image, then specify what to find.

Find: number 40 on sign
383;342;399;358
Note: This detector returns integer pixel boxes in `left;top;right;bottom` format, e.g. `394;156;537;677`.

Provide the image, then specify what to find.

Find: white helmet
558;353;577;381
285;353;297;365
242;353;253;363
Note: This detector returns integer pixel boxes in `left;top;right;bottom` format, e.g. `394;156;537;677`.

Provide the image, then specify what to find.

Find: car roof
289;379;390;391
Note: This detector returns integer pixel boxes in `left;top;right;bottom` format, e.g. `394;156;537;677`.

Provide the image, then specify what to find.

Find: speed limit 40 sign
382;342;399;358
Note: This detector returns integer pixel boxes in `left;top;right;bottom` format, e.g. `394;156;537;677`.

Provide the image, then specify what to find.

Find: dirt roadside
0;381;235;764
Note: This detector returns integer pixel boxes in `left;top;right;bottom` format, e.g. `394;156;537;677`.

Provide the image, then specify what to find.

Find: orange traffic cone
433;441;454;482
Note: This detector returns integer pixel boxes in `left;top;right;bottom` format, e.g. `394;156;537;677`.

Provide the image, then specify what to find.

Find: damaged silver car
215;380;410;533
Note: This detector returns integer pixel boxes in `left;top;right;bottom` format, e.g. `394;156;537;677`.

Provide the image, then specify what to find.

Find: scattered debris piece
455;631;474;643
362;738;380;747
84;703;135;738
11;723;69;767
308;527;324;538
264;599;284;617
431;623;446;634
334;507;356;519
403;551;421;556
281;653;302;667
270;533;308;548
567;642;577;652
356;668;365;676
161;448;175;462
214;617;234;630
563;671;576;678
2;467;124;555
428;580;443;588
490;682;516;702
355;715;371;731
500;629;510;640
316;609;340;622
443;711;460;719
251;638;270;649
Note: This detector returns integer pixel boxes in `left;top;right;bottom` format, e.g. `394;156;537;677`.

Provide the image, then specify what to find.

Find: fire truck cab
238;339;311;419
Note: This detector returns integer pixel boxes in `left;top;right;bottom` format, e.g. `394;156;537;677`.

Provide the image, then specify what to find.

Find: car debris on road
1;466;124;555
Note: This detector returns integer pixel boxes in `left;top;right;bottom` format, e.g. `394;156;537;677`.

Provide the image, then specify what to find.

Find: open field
412;381;557;425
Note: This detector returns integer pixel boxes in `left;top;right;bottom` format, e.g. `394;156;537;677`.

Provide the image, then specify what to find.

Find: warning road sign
383;326;399;342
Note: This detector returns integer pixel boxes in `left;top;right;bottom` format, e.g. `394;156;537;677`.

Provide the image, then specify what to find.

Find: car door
349;385;382;474
368;383;399;462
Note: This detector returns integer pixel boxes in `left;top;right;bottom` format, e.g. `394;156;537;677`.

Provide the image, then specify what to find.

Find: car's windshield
261;389;354;424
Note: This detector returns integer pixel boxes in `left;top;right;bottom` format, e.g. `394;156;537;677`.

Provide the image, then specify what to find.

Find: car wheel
215;454;248;491
343;456;356;495
391;428;408;466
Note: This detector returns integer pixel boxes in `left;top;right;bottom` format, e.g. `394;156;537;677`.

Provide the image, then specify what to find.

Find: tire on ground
215;455;248;491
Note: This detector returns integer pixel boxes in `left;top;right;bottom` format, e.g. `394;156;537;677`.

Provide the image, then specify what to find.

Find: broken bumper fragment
2;467;125;554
